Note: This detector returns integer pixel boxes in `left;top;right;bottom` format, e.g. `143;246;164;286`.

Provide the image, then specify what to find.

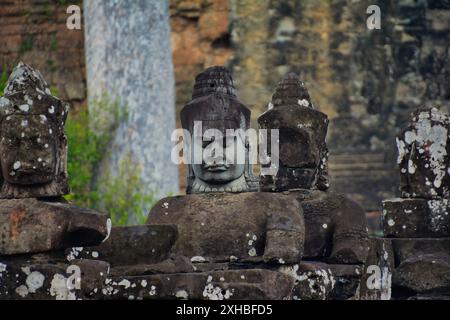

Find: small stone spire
192;66;237;99
3;61;50;96
270;72;312;108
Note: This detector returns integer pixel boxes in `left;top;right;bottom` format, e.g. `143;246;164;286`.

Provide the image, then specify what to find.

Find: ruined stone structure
381;107;450;299
0;64;110;298
1;63;448;299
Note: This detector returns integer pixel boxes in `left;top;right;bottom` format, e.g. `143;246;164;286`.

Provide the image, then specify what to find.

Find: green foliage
0;68;8;93
97;153;157;226
65;94;156;226
50;86;60;97
64;107;103;208
50;34;58;52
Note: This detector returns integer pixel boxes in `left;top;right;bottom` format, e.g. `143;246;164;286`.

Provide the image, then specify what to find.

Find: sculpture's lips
205;165;229;172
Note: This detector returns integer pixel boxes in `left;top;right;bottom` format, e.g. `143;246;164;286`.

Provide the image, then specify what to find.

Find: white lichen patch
248;248;257;257
202;283;234;300
0;97;10;108
298;99;310;107
66;247;84;261
428;199;449;231
191;256;206;263
175;290;189;299
19;104;30;112
149;285;157;296
50;274;76;300
91;251;99;258
118;279;131;289
15;285;29;298
387;219;395;227
26;271;45;293
13;161;21;170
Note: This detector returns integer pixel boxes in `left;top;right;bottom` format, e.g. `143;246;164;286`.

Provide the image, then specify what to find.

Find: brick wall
0;0;85;109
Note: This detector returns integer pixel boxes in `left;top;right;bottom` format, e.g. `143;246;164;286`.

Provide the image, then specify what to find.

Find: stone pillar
84;1;179;204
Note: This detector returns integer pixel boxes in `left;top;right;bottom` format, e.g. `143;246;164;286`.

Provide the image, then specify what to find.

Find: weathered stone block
393;253;450;294
66;225;177;267
289;190;370;265
110;255;195;277
147;192;305;264
359;238;394;300
0;258;109;300
279;261;362;300
0;199;110;255
382;198;450;237
390;238;450;266
97;269;294;300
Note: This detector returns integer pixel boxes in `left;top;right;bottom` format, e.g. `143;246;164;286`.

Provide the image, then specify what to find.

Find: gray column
84;0;179;204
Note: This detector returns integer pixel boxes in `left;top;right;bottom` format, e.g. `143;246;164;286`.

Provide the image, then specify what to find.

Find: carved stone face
192;133;246;184
181;66;256;193
0;62;69;198
0;115;56;185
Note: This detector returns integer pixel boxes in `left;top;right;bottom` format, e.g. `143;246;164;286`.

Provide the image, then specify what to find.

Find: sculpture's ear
315;145;329;191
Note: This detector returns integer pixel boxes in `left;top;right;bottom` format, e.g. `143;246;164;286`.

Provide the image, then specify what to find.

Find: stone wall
228;0;450;210
0;0;85;109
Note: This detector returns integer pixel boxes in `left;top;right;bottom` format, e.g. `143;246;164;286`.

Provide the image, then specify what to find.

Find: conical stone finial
192;66;237;99
270;72;312;109
3;61;50;97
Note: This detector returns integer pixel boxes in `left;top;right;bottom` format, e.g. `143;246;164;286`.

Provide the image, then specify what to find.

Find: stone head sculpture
181;66;257;193
0;62;69;198
258;73;329;192
397;106;449;199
